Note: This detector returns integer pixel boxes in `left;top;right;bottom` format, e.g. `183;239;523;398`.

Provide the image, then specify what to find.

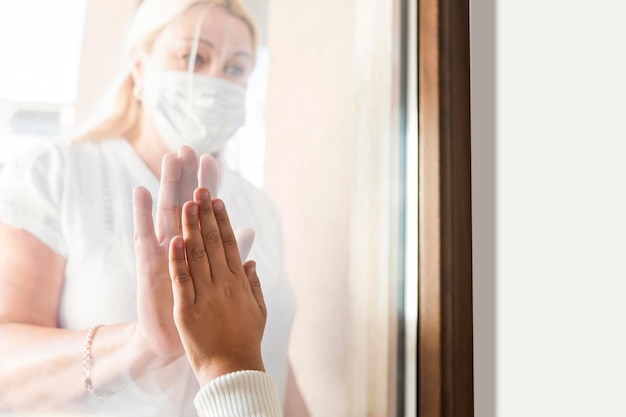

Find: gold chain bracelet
82;325;113;398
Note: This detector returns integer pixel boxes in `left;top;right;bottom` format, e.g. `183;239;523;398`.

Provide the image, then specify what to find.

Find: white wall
472;1;626;416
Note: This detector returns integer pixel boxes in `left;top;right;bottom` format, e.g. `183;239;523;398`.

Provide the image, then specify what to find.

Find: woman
0;1;308;415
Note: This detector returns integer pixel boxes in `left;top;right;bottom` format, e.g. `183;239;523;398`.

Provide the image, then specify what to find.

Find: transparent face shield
187;5;266;187
184;4;207;106
150;4;247;157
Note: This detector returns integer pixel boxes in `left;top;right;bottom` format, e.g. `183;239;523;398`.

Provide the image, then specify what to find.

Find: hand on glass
168;187;267;387
131;147;255;369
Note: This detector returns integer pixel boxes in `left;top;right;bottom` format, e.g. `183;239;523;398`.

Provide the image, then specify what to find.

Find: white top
0;138;295;416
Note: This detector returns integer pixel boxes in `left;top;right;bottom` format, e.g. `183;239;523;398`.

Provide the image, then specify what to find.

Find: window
0;1;88;157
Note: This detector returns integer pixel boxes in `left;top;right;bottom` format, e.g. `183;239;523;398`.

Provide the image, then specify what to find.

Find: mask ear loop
186;4;212;118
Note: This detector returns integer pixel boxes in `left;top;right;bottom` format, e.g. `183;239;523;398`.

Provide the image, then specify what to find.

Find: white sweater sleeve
194;371;283;417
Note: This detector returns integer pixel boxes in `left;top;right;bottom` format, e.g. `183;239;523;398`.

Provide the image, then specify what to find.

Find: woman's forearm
0;321;157;411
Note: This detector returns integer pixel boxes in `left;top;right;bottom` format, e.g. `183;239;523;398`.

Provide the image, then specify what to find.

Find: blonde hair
73;0;258;143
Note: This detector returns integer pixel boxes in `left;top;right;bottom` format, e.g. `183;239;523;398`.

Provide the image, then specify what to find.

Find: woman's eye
225;65;245;77
183;54;204;67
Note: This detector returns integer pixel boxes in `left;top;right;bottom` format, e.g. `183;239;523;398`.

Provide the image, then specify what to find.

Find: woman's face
138;4;254;89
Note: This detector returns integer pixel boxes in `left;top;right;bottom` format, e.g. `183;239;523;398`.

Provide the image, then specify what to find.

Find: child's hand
168;187;266;387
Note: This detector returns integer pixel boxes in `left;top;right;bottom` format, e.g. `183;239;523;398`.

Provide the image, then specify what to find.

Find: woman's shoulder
0;137;128;190
0;136;107;166
0;139;71;181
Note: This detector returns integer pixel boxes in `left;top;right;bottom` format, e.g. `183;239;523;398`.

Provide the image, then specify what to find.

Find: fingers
244;261;267;320
169;235;196;309
156;154;183;241
198;154;220;197
212;199;245;274
133;186;158;264
156;150;219;243
181;201;211;295
235;227;255;261
178;146;199;204
194;188;230;278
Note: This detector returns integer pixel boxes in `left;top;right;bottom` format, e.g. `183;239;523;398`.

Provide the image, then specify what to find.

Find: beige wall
264;1;402;416
264;1;356;415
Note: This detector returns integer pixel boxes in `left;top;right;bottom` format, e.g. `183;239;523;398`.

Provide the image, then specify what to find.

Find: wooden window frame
418;0;474;416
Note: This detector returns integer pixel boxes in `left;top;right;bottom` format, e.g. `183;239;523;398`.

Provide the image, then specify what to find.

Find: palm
133;148;201;356
132;147;254;359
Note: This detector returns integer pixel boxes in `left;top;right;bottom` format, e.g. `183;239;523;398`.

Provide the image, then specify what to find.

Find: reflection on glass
0;0;409;416
0;1;307;415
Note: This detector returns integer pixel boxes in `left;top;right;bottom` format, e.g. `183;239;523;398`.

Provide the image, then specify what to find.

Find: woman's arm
0;148;219;412
0;222;146;411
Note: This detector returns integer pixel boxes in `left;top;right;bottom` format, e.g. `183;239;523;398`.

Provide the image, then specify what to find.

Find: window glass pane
223;45;269;187
0;1;87;158
0;1;87;104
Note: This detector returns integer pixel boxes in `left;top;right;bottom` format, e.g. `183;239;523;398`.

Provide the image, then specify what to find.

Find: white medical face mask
151;70;246;155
